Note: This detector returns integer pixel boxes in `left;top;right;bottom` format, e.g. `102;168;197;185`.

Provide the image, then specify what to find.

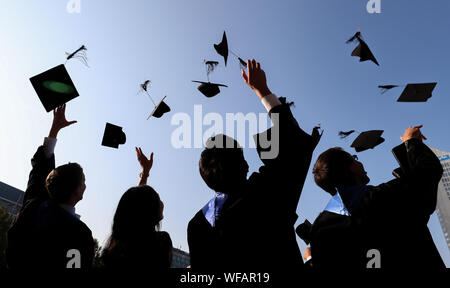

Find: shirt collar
59;204;80;219
324;193;350;216
202;192;228;227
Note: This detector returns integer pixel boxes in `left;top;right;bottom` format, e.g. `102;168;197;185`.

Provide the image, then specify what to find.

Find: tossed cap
397;83;437;102
30;64;80;112
148;96;171;119
379;83;437;102
351;130;385;152
214;31;228;66
102;123;126;149
347;31;379;66
192;81;228;98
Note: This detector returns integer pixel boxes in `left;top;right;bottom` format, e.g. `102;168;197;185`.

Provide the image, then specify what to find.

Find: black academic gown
310;139;445;269
187;98;316;270
7;146;94;269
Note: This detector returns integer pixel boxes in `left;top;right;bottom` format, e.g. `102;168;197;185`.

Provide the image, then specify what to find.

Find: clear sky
1;0;449;266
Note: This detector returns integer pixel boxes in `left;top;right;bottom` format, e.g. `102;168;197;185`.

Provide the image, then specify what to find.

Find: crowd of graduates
4;59;445;273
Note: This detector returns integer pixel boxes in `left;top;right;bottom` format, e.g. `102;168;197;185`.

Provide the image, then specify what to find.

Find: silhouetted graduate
30;45;87;112
310;126;445;268
379;82;437;102
346;30;379;66
192;60;228;98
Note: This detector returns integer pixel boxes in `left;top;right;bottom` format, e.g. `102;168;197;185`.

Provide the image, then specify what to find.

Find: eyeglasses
352;155;359;161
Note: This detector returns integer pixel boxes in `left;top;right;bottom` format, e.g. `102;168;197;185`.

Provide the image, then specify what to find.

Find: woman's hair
45;163;84;203
107;185;162;246
312;147;355;195
103;185;172;268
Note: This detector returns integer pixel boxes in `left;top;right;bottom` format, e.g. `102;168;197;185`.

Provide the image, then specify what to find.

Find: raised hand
400;125;427;143
136;147;154;176
49;104;77;138
242;59;272;100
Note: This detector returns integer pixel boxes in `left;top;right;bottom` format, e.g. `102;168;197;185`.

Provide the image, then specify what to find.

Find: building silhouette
0;181;24;217
171;247;190;268
429;146;450;251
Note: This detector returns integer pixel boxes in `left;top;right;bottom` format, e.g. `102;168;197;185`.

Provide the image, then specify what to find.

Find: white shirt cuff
261;93;281;112
305;256;312;262
43;137;57;158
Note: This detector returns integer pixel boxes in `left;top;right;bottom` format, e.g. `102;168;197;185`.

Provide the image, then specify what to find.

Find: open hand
49;104;77;138
136;147;154;175
400;125;427;143
242;59;272;100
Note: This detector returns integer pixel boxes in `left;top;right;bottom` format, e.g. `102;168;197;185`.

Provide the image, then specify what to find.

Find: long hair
105;185;162;251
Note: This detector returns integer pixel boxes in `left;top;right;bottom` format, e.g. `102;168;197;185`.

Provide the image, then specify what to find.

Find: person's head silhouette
199;134;249;195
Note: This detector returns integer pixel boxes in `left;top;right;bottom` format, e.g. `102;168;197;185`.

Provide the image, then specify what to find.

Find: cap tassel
339;130;356;139
66;45;88;67
140;80;156;106
378;85;399;94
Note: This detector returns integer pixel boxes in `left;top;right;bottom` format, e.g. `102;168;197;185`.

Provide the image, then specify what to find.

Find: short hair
45;163;84;203
199;134;247;193
312;147;355;195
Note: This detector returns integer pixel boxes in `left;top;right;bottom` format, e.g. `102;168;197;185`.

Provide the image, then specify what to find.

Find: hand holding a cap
49;104;77;138
242;59;272;100
400;125;427;143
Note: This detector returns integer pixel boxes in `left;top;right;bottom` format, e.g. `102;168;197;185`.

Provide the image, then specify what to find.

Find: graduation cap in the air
30;45;88;112
339;130;385;152
139;80;171;119
192;60;228;97
346;30;379;66
378;82;437;102
102;122;126;149
296;220;313;245
214;31;247;68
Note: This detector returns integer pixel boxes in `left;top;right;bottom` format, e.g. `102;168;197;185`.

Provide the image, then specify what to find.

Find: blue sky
0;0;449;266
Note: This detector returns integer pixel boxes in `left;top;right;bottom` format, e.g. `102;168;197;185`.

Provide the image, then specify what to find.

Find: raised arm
243;59;314;207
355;125;442;219
136;147;154;186
23;104;77;205
401;126;442;214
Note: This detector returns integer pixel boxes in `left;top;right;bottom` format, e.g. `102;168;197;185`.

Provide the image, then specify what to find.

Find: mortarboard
379;83;437;102
193;60;228;97
139;80;171;119
214;31;247;68
350;130;385;152
192;81;228;98
30;65;79;112
147;96;171;119
214;32;228;67
30;46;87;112
296;220;313;245
102;123;126;149
346;30;379;66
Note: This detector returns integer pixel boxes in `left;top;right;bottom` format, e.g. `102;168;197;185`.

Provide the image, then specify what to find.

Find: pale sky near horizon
1;0;449;266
